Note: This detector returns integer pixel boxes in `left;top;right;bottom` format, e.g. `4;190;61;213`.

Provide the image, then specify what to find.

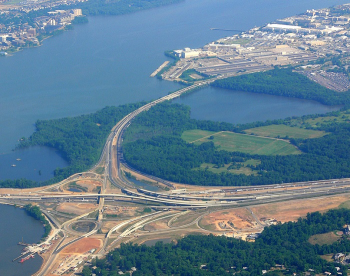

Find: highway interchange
2;79;350;275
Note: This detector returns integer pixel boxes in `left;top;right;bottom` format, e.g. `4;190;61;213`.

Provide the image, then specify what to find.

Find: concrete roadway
8;77;350;275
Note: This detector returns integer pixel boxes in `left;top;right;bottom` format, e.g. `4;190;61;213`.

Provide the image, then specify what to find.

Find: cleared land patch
60;238;102;254
308;232;341;245
250;195;350;223
198;159;261;176
200;208;258;233
56;203;97;216
182;130;301;155
244;125;327;139
181;129;215;143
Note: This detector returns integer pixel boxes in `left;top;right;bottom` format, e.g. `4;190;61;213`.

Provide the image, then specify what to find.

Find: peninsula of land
157;3;350;92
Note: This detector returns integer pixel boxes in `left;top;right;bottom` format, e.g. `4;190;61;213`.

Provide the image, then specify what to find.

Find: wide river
0;0;349;274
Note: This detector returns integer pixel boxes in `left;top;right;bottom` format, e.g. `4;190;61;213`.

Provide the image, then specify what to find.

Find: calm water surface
0;0;348;155
0;146;68;181
0;205;44;276
174;87;341;124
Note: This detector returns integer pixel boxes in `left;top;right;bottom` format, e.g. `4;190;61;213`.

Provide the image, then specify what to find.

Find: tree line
122;102;350;186
0;103;143;189
211;68;350;106
82;208;350;276
24;204;52;240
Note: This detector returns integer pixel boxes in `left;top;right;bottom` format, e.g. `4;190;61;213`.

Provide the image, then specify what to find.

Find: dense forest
24;204;51;240
122;102;350;186
3;100;350;188
82;209;350;276
0;103;143;188
211;68;350;106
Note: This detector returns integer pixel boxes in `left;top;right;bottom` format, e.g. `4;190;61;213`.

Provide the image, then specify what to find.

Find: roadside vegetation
83;209;350;276
179;69;210;84
24;204;52;240
67;182;88;192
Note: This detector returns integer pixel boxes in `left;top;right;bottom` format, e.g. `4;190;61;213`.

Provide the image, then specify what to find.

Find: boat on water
11;164;16;167
19;254;34;263
16;158;21;161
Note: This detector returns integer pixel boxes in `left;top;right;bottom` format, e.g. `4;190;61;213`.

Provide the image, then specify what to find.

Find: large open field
182;130;301;155
181;129;215;142
243;124;327;139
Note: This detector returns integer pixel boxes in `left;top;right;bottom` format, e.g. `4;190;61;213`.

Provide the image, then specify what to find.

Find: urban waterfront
1;0;350;274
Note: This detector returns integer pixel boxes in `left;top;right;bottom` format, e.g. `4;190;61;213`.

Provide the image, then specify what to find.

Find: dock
210;28;243;32
13;252;30;262
150;61;170;77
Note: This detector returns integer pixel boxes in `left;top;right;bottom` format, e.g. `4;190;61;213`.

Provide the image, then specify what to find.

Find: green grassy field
182;130;301;155
181;129;215;143
305;113;350;127
308;232;341;246
338;200;350;209
244;124;327;139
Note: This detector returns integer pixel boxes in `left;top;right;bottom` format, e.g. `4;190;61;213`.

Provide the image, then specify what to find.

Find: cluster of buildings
4;0;86;13
160;4;350;89
0;23;40;50
0;8;83;53
35;8;82;29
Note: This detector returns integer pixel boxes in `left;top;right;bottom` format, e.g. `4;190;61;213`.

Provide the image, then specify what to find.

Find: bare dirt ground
101;221;121;233
60;238;102;254
61;179;101;193
198;194;350;240
201;208;257;232
75;180;102;192
0;186;44;194
56;203;97;215
144;218;171;231
250;194;350;223
104;205;140;218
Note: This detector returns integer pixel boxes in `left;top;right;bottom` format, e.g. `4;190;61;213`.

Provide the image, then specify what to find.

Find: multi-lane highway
4;78;350;276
